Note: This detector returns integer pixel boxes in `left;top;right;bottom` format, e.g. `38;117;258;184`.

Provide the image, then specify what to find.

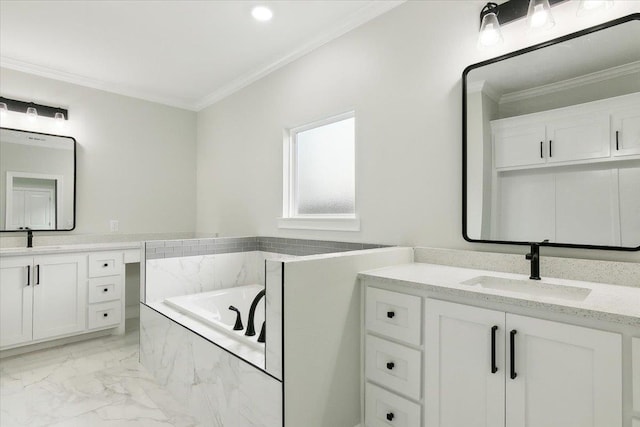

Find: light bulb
577;0;613;15
26;107;38;121
527;0;555;30
0;102;7;116
55;112;65;122
251;6;273;22
478;12;504;47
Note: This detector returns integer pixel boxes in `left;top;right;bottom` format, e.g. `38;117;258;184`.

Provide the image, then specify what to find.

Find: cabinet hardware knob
103;313;108;317
386;362;395;370
103;288;108;292
386;311;395;319
103;263;109;267
386;412;394;421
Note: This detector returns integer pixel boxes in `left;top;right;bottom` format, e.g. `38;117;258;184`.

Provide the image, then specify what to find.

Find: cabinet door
619;167;640;247
612;104;640;157
425;299;505;427
494;124;546;169
505;314;621;427
555;169;620;246
32;254;87;340
546;112;610;163
0;257;33;347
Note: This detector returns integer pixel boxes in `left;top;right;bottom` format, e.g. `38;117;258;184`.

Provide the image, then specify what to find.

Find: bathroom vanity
0;243;140;353
360;262;640;427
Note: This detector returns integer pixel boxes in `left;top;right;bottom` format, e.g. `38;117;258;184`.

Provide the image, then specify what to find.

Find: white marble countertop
359;263;640;326
0;241;142;256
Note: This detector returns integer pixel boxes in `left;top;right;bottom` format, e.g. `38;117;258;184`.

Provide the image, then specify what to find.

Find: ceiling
0;0;403;111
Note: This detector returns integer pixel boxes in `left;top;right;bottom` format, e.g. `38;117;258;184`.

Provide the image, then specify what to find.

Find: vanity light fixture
577;0;614;16
478;0;566;47
251;5;273;22
479;3;504;47
0;96;68;121
0;102;7;116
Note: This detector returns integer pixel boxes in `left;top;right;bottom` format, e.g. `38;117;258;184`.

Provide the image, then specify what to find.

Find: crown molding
499;60;640;104
194;0;405;110
0;57;199;111
467;80;501;103
1;1;404;112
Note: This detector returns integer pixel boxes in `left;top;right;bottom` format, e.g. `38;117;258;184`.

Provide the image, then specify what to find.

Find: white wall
196;1;640;262
0;68;197;236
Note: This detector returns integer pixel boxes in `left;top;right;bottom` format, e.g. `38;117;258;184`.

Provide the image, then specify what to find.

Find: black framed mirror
0;127;76;231
463;13;640;251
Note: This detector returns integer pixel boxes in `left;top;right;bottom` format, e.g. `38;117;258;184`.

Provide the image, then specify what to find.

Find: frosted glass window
293;116;355;215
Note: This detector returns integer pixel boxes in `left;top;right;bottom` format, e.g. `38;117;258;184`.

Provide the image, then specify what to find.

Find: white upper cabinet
494;124;546;168
492;93;639;170
612;103;640;157
546;112;610;163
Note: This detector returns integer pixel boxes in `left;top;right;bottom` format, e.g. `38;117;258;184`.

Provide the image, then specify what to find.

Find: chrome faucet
525;239;548;280
245;289;265;337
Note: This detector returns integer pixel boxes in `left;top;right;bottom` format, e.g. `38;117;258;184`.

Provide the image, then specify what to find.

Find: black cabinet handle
103;288;109;292
510;329;517;379
540;141;543;158
103;313;108;317
386;412;394;421
35;265;40;285
386;311;395;319
103;263;109;268
616;131;619;150
26;265;31;286
386;362;395;370
549;140;553;157
491;325;498;374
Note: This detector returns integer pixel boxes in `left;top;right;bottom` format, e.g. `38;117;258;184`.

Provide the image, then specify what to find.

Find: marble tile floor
0;320;201;427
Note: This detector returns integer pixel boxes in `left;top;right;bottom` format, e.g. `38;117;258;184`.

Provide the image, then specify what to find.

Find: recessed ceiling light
251;6;273;22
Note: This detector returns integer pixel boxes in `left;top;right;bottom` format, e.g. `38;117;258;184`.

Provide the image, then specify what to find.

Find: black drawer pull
549;140;553;157
386;412;394;421
616;130;619;150
386;311;395;319
540;141;543;158
26;265;31;286
35;265;40;285
103;288;109;292
510;329;517;380
103;263;109;268
386;362;395;370
103;313;108;317
491;325;498;374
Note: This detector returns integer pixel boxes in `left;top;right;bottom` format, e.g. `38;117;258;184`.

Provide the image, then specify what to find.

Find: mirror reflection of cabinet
0;128;75;231
464;14;640;250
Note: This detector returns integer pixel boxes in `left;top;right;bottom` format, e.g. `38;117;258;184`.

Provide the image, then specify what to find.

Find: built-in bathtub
164;284;265;349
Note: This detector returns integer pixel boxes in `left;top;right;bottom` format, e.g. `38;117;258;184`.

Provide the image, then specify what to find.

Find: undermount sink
461;275;591;301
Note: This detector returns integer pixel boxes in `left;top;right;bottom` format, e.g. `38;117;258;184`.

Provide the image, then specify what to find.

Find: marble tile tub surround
145;251;292;303
140;305;282;427
0;319;201;427
414;247;640;288
145;236;387;260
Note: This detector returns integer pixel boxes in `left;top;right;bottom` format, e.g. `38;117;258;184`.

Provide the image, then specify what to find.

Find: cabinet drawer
366;287;421;345
88;301;121;330
365;382;421;427
88;276;122;304
88;252;123;278
366;335;421;400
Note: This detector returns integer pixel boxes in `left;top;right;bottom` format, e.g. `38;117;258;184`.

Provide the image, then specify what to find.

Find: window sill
277;216;360;232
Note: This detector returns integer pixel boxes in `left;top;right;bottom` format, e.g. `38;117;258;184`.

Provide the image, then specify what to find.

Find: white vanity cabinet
0;254;87;347
0;248;131;351
425;299;622;427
